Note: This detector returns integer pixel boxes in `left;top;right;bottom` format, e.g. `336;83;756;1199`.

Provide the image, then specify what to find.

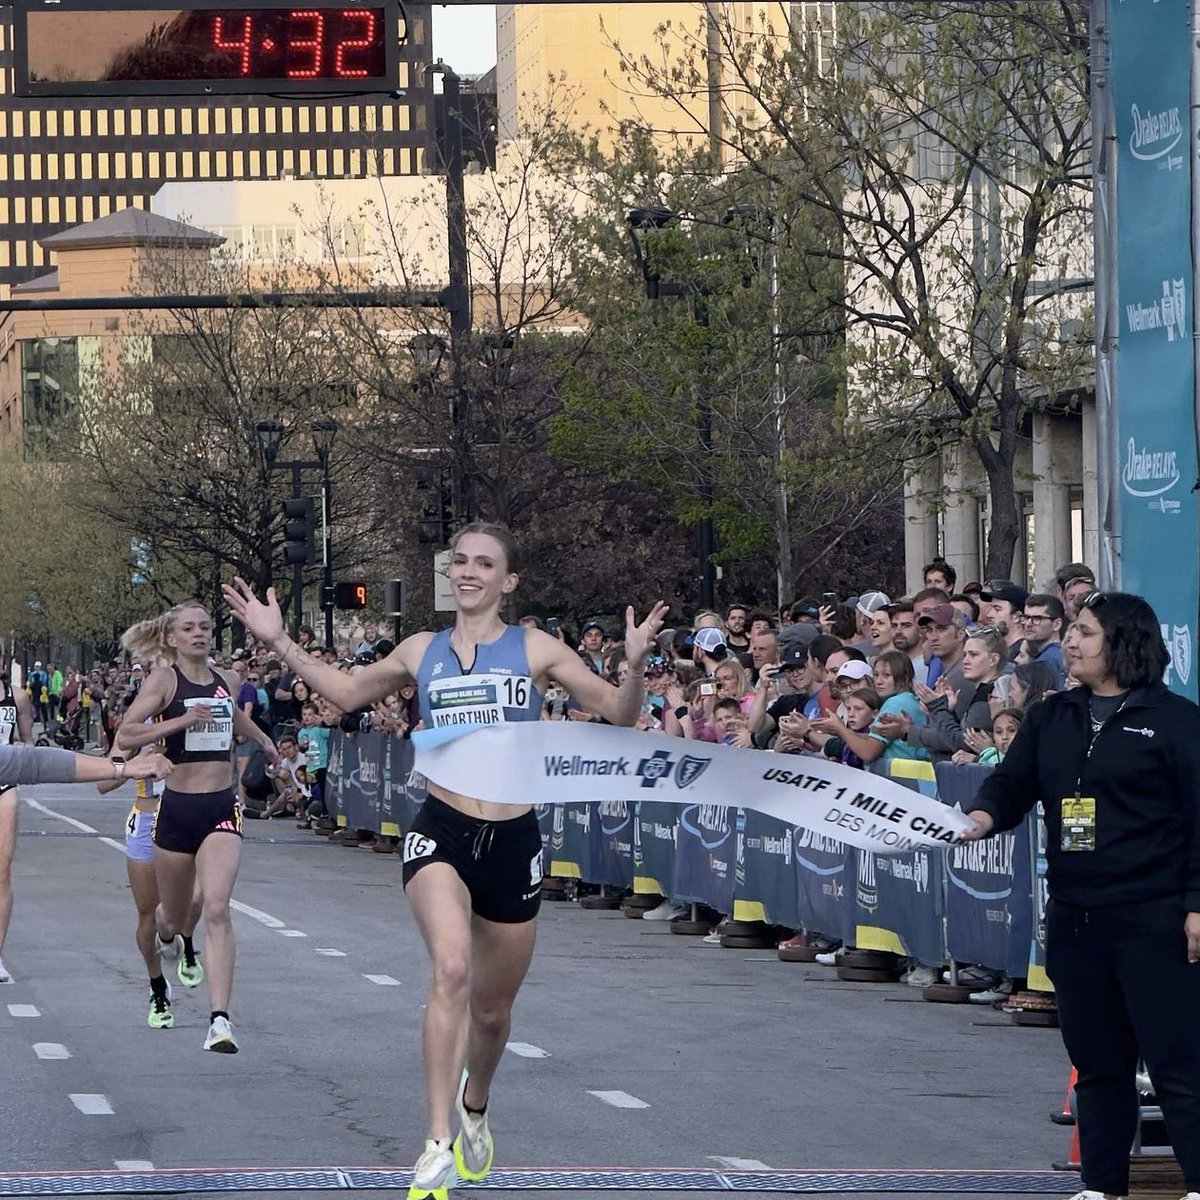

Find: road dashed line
587;1089;649;1109
113;1160;154;1171
506;1042;550;1058
33;1043;70;1060
7;1004;39;1017
363;974;400;986
69;1094;114;1115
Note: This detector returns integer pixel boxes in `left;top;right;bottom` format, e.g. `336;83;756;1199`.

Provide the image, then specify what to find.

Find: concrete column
1081;399;1101;571
904;464;940;596
1031;413;1074;593
942;441;981;586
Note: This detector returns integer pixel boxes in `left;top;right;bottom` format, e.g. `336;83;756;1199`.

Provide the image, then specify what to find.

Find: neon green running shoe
407;1139;454;1200
177;947;204;988
147;980;173;1029
452;1071;494;1181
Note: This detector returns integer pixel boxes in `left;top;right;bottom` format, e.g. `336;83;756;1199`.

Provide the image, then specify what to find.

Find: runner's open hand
624;601;670;667
126;753;173;780
223;577;285;646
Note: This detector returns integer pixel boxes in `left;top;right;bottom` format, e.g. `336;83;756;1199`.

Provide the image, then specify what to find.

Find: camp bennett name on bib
428;674;534;728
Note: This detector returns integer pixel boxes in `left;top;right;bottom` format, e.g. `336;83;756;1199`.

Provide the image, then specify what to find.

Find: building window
21;336;80;459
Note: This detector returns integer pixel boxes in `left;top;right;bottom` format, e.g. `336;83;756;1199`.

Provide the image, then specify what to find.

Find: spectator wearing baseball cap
579;620;605;674
1060;572;1096;623
978;581;1028;657
852;591;891;653
747;641;816;748
693;625;729;674
917;602;967;688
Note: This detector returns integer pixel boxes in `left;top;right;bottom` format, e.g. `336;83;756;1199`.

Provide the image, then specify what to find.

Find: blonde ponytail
121;599;209;664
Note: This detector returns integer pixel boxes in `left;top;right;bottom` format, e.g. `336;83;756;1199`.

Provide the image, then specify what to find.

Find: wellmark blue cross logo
636;749;675;788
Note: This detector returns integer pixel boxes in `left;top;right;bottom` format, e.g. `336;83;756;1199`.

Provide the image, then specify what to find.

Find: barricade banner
548;803;590;879
671;804;736;914
338;729;386;831
412;723;973;853
1028;801;1052;991
588;801;634;888
854;762;944;963
534;805;555;860
735;809;799;927
632;801;676;896
792;827;855;942
326;729;347;823
936;762;1033;976
381;736;424;835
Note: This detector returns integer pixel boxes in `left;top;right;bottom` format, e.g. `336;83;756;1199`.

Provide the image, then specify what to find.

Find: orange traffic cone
1051;1065;1078;1125
1053;1117;1082;1172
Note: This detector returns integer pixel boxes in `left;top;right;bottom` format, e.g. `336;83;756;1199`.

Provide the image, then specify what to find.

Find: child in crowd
296;700;332;827
264;732;310;818
836;687;881;770
711;696;753;747
977;707;1022;765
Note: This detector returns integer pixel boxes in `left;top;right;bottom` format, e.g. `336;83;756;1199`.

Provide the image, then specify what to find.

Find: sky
431;5;498;77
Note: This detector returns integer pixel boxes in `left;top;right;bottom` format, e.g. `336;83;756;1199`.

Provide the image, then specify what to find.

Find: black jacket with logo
970;681;1200;912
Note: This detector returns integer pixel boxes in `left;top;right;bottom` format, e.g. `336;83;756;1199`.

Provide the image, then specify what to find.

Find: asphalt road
0;782;1075;1198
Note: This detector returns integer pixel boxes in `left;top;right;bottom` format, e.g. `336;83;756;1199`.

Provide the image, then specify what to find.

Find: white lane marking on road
8;1004;40;1017
230;899;286;929
278;929;307;938
114;1160;154;1171
363;974;400;986
709;1157;771;1170
506;1042;550;1058
587;1090;649;1109
33;1043;70;1060
22;798;97;835
99;837;125;852
70;1094;114;1115
315;948;346;957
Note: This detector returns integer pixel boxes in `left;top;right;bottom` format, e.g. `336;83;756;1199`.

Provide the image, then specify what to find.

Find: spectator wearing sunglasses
964;591;1200;1200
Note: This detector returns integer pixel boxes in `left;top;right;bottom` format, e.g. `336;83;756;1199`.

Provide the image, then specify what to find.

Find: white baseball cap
855;591;892;617
835;660;874;681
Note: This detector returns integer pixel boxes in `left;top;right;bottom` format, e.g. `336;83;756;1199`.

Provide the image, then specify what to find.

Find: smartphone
822;592;839;608
546;617;560;636
699;681;718;697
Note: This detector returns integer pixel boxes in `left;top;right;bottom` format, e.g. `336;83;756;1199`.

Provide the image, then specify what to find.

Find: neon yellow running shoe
177;946;203;988
147;980;173;1029
452;1071;494;1181
407;1139;454;1200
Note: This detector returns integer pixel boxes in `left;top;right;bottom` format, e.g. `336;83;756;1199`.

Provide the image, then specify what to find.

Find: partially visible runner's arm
0;744;172;787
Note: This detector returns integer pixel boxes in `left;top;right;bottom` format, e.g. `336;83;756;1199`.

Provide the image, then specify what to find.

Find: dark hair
949;593;980;622
846;685;882;713
889;601;915;617
874;649;914;692
712;696;741;718
992;706;1025;727
830;605;858;640
1025;593;1065;621
1082;592;1170;689
913;586;951;607
923;558;957;589
747;609;776;631
726;603;748;618
808;635;843;666
449;521;519;573
840;646;868;663
1055;562;1095;592
1013;660;1060;704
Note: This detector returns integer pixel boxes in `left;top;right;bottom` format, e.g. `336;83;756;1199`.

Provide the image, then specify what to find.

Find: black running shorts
401;795;543;924
153;787;243;855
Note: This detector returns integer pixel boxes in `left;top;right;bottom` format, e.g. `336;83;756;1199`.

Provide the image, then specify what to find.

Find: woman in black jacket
962;592;1200;1200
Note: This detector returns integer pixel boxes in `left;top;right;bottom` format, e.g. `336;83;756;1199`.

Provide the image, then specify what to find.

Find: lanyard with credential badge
1063;691;1130;854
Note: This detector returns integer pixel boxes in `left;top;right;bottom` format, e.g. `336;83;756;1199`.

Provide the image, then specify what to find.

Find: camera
699;681;718;697
822;592;839;608
546;617;560;636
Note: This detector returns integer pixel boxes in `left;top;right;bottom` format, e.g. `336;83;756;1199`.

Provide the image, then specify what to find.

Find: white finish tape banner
412;724;974;855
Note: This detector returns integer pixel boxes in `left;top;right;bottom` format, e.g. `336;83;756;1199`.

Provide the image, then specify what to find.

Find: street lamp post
627;206;717;612
311;417;340;650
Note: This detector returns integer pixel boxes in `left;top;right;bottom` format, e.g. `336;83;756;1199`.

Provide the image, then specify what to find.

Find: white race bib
427;673;533;729
0;719;14;747
183;696;234;753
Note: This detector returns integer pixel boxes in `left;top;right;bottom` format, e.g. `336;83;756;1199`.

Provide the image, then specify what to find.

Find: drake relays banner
412;724;974;855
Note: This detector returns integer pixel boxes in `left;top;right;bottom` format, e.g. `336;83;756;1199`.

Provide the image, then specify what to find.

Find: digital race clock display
14;0;401;95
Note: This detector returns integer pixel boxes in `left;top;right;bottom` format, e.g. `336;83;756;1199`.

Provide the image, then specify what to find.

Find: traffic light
383;579;405;616
332;581;368;609
282;497;315;565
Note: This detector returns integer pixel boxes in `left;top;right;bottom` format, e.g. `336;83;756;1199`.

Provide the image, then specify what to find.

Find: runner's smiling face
449;532;517;613
168;607;213;661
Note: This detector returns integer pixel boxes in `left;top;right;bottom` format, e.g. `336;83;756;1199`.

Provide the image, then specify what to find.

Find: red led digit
287;9;324;78
334;10;376;77
212;14;254;76
355;585;366;604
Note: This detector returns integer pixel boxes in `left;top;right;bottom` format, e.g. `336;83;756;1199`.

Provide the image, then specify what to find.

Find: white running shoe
452;1071;494;1181
814;948;844;966
904;965;939;988
158;933;184;962
408;1138;454;1200
0;956;10;984
202;1015;239;1054
642;900;688;921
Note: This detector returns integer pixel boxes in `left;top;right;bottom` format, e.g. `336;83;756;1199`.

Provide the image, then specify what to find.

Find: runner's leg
0;790;16;977
406;863;473;1142
194;831;241;1013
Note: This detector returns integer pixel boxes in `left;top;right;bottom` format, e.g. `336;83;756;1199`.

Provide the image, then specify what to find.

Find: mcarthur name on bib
428;674;533;728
